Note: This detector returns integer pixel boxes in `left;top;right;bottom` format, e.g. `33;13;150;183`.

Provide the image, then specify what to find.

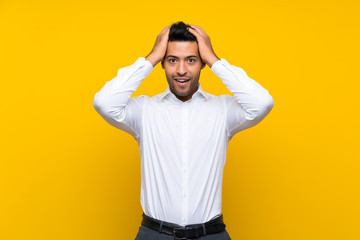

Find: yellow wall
1;0;359;239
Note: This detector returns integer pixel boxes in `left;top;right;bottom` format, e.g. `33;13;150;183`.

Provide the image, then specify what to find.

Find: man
93;21;274;240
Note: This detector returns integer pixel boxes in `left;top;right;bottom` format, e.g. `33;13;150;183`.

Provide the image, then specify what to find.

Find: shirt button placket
181;103;189;225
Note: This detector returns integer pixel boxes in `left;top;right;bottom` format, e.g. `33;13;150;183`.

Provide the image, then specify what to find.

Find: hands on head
145;24;220;68
186;25;220;68
145;25;171;67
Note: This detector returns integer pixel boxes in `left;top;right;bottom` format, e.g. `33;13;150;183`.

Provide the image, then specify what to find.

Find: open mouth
174;78;190;83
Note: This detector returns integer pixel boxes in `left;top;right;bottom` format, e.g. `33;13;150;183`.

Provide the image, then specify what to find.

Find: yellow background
1;0;359;239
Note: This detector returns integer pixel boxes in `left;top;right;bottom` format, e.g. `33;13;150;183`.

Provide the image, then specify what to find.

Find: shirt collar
159;83;209;102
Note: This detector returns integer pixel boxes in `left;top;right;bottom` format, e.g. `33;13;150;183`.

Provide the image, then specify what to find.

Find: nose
176;61;187;75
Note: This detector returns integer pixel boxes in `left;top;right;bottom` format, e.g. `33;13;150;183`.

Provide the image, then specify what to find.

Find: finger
189;24;200;29
187;28;203;42
188;28;205;42
189;25;206;36
188;25;201;34
188;25;196;30
189;28;206;40
187;26;202;38
161;25;171;33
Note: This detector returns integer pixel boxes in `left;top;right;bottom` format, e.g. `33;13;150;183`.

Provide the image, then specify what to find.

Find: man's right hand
145;25;171;67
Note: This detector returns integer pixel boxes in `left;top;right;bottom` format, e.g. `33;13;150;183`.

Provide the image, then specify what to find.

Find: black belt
141;213;226;240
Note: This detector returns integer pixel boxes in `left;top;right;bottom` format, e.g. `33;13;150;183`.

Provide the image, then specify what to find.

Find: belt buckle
173;227;187;240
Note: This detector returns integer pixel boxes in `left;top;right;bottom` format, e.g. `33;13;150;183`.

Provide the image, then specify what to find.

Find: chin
177;90;191;96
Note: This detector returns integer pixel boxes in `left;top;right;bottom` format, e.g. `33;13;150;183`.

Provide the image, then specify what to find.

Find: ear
201;61;206;69
161;60;165;69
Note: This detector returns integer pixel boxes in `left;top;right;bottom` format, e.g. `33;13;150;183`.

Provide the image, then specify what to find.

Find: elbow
92;93;103;113
92;91;110;113
92;92;110;117
264;93;274;113
92;93;101;111
258;93;274;117
92;93;127;123
258;93;274;119
244;93;274;121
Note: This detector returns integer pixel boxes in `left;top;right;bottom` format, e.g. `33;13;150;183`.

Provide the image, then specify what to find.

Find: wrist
206;55;220;68
145;53;161;67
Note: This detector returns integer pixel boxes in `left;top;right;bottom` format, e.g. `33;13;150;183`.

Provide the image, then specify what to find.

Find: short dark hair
168;21;197;42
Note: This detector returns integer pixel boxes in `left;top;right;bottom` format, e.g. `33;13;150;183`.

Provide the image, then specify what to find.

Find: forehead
166;41;199;58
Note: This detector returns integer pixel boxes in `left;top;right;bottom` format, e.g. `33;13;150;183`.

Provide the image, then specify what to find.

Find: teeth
175;79;189;83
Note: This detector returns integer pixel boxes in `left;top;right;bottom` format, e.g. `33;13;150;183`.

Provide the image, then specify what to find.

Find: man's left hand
187;25;220;68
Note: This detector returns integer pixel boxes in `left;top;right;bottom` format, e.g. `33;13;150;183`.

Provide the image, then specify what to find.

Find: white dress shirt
93;57;274;226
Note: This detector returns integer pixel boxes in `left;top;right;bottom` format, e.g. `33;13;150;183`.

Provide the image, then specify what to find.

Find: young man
93;21;274;240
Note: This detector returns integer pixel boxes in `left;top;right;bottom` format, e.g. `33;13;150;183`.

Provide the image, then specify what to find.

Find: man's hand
187;25;220;68
145;25;171;67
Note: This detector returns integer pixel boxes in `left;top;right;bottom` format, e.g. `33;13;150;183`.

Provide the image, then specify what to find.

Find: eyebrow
166;55;198;59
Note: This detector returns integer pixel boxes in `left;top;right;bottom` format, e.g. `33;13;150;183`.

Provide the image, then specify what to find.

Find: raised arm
93;26;170;140
188;25;274;139
211;59;274;138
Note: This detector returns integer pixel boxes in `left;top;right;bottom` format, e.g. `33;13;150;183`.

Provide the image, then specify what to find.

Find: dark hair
168;21;197;42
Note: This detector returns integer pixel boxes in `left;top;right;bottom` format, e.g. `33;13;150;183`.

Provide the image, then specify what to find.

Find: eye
188;59;196;63
169;59;176;63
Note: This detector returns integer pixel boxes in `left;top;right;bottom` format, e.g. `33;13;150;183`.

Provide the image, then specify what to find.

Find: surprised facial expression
162;41;205;102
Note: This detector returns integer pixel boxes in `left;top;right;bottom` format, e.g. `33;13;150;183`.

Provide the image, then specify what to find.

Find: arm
211;59;274;138
92;58;153;139
93;25;171;139
187;25;274;139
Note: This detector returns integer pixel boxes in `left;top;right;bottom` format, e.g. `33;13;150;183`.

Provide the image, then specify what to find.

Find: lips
174;78;190;83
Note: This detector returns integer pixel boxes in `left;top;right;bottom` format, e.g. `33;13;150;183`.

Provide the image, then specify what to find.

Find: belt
141;213;226;240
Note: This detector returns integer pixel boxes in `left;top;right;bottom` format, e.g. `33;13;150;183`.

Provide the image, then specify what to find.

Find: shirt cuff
210;58;230;71
135;57;154;72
